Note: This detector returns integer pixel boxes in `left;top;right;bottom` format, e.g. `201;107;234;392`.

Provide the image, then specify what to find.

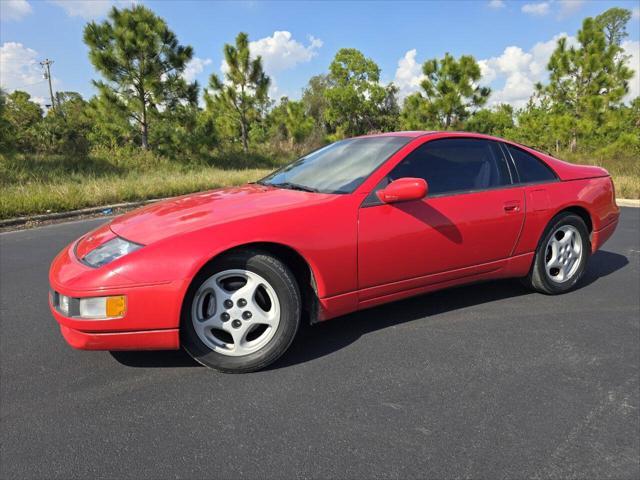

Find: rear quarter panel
514;176;619;256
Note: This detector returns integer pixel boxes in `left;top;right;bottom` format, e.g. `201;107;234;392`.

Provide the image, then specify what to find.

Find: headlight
81;236;142;268
51;291;127;319
79;296;127;319
59;294;71;316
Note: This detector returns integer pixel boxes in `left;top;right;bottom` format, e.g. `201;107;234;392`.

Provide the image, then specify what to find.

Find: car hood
109;184;335;245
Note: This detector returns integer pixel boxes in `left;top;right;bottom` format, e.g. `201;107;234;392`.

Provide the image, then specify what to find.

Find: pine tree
84;5;197;149
595;7;632;47
206;33;270;153
418;53;490;129
539;12;633;151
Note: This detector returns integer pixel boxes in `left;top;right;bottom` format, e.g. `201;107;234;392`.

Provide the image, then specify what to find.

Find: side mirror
376;177;428;204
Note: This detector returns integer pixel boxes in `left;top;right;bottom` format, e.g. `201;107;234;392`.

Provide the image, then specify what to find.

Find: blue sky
1;0;639;109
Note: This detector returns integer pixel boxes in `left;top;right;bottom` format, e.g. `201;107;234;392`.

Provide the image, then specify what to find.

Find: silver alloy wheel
191;269;281;356
544;225;583;283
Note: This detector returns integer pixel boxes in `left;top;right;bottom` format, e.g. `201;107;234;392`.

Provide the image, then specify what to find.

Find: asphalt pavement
1;208;639;479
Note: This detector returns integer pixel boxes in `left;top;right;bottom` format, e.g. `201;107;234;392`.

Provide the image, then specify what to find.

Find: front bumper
59;325;179;350
49;240;186;350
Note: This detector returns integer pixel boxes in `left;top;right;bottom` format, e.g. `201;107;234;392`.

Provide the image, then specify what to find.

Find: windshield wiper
267;182;319;193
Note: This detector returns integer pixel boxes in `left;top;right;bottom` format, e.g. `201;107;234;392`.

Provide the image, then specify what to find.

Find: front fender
113;197;361;300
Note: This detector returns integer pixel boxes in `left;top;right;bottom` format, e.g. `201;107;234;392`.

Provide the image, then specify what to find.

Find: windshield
260;136;411;194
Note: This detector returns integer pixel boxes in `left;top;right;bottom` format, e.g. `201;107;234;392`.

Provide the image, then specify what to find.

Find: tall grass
0;148;279;219
560;150;639;199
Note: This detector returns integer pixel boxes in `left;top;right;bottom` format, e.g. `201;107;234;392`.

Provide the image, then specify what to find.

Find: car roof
359;131;535;146
357;131;435;138
357;131;509;140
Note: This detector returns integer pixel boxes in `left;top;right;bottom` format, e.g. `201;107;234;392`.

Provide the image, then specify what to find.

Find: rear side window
387;138;512;196
506;145;557;184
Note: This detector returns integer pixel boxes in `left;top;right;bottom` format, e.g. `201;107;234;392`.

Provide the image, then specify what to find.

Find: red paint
75;223;116;259
591;216;619;253
59;325;179;350
49;131;620;351
359;187;526;291
377;177;427;203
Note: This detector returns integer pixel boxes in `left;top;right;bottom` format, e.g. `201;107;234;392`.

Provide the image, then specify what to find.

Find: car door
357;137;525;299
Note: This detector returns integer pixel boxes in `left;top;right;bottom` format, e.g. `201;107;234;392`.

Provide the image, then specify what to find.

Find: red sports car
49;131;620;372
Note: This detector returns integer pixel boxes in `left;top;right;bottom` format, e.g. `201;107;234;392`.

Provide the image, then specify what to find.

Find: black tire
523;212;591;294
181;249;301;373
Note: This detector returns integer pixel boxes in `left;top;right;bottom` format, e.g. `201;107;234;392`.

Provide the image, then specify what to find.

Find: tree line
0;5;637;162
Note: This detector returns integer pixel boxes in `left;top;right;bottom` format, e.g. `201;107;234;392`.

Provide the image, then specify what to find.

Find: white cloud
521;2;550;16
0;0;32;21
632;8;640;21
220;31;322;75
495;46;534;74
248;31;322;74
182;57;212;83
393;49;425;100
478;59;497;84
487;0;505;8
622;40;640;101
0;42;59;108
557;0;584;18
480;33;577;108
480;35;639;107
48;0;135;19
219;31;322;99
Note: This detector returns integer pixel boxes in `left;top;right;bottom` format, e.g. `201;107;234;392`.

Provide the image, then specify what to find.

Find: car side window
386;138;512;196
506;145;557;184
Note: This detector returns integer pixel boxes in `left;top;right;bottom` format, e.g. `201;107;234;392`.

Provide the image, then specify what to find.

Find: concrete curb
0;198;164;228
616;199;640;207
1;196;638;230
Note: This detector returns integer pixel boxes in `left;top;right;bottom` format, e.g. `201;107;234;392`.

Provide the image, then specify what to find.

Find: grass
0;149;280;219
560;151;639;199
0;167;272;219
0;147;638;220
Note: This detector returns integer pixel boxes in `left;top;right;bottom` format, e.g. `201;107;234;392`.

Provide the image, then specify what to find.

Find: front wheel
181;250;301;373
523;212;591;294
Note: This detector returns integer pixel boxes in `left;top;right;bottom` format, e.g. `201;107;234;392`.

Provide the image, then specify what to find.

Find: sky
1;0;639;109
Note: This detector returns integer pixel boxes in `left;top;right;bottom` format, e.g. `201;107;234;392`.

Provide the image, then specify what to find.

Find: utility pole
40;58;55;111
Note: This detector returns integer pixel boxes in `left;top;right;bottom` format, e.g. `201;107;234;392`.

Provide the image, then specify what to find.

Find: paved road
1;209;639;479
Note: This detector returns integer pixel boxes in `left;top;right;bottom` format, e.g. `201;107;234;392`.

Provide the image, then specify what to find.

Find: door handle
504;201;521;213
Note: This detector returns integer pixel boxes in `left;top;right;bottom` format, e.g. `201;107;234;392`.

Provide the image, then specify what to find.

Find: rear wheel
523;212;590;294
181;250;301;373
